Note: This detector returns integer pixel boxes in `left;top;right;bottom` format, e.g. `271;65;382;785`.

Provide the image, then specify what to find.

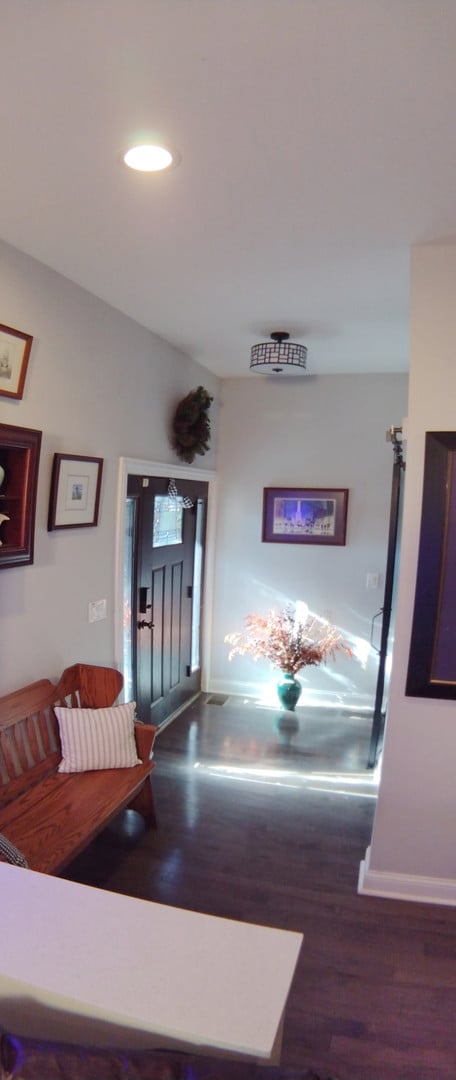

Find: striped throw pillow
55;701;141;773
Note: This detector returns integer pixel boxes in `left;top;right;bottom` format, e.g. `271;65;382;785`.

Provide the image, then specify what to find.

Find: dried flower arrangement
225;605;351;676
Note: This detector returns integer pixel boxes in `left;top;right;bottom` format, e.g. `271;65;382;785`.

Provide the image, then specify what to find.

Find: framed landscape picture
262;487;349;546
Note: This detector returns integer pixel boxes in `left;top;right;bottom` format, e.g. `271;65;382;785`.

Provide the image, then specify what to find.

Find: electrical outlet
88;598;107;623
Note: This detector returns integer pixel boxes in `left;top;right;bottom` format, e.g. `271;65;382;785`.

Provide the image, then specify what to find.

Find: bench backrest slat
0;706;61;808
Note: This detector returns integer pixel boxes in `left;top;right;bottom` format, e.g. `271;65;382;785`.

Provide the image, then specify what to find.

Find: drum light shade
250;332;307;375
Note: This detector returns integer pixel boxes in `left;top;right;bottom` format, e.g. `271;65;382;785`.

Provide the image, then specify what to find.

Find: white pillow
54;701;141;773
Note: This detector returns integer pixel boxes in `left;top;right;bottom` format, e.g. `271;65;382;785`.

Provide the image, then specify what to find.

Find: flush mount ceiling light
123;144;177;172
250;332;308;375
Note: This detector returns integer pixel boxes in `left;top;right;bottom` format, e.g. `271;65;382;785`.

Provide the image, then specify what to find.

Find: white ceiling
1;1;456;379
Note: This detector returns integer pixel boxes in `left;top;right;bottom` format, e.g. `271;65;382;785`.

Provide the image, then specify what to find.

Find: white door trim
114;458;218;697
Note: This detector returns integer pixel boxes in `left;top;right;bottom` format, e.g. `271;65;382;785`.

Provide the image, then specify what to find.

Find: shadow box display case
0;423;42;569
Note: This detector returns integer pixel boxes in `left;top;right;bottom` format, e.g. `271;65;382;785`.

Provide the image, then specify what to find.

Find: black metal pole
367;431;405;768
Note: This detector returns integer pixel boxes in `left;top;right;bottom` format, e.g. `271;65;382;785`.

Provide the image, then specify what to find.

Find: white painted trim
114;458;217;696
153;692;202;734
358;845;456;908
208;677;375;710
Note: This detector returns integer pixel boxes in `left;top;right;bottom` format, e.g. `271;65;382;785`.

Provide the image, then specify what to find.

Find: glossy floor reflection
66;697;456;1080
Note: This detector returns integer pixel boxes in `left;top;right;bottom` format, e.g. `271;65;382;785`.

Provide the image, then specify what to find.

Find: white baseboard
358;845;456;908
207;678;374;711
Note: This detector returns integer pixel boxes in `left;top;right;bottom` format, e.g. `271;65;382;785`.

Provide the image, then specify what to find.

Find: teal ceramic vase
276;673;302;712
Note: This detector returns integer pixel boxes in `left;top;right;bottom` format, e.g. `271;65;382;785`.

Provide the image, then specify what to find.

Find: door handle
139;586;151;614
370;608;383;655
137;620;154;630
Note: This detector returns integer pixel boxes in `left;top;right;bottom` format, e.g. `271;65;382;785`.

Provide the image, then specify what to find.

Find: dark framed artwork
48;454;103;530
406;431;456;698
262;487;349;546
0;423;42;568
0;323;33;399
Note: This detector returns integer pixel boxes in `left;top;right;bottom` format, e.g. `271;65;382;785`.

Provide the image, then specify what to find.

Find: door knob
137;619;154;630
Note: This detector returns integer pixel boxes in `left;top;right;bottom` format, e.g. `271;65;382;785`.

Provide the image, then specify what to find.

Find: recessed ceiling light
123;144;177;172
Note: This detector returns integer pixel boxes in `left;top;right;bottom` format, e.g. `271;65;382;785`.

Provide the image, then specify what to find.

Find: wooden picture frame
48;454;103;530
262;487;349;546
406;431;456;698
0;323;33;399
0;423;42;568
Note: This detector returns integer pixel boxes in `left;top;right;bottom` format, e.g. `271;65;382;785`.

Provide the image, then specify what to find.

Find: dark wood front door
127;475;208;726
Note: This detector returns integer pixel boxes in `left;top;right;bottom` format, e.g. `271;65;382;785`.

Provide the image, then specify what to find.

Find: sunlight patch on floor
193;760;380;797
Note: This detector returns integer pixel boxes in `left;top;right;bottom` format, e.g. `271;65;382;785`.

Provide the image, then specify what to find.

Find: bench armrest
134;722;157;762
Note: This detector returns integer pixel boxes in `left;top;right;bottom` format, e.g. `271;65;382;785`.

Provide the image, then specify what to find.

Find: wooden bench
0;663;157;875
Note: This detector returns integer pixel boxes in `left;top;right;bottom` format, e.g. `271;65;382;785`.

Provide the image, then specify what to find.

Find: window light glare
123;144;174;172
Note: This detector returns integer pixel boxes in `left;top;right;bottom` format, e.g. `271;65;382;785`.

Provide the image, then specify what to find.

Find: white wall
0;235;410;731
210;372;408;709
0;240;219;693
359;242;456;906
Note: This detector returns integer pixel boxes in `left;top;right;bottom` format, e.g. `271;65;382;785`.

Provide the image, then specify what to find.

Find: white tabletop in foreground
0;863;303;1059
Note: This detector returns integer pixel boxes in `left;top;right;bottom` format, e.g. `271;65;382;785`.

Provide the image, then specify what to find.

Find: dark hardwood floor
65;697;456;1080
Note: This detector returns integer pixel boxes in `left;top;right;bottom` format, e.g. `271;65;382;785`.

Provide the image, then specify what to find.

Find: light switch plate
366;573;380;590
88;598;107;623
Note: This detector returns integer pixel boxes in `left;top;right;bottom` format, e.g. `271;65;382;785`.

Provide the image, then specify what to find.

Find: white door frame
114;457;218;697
